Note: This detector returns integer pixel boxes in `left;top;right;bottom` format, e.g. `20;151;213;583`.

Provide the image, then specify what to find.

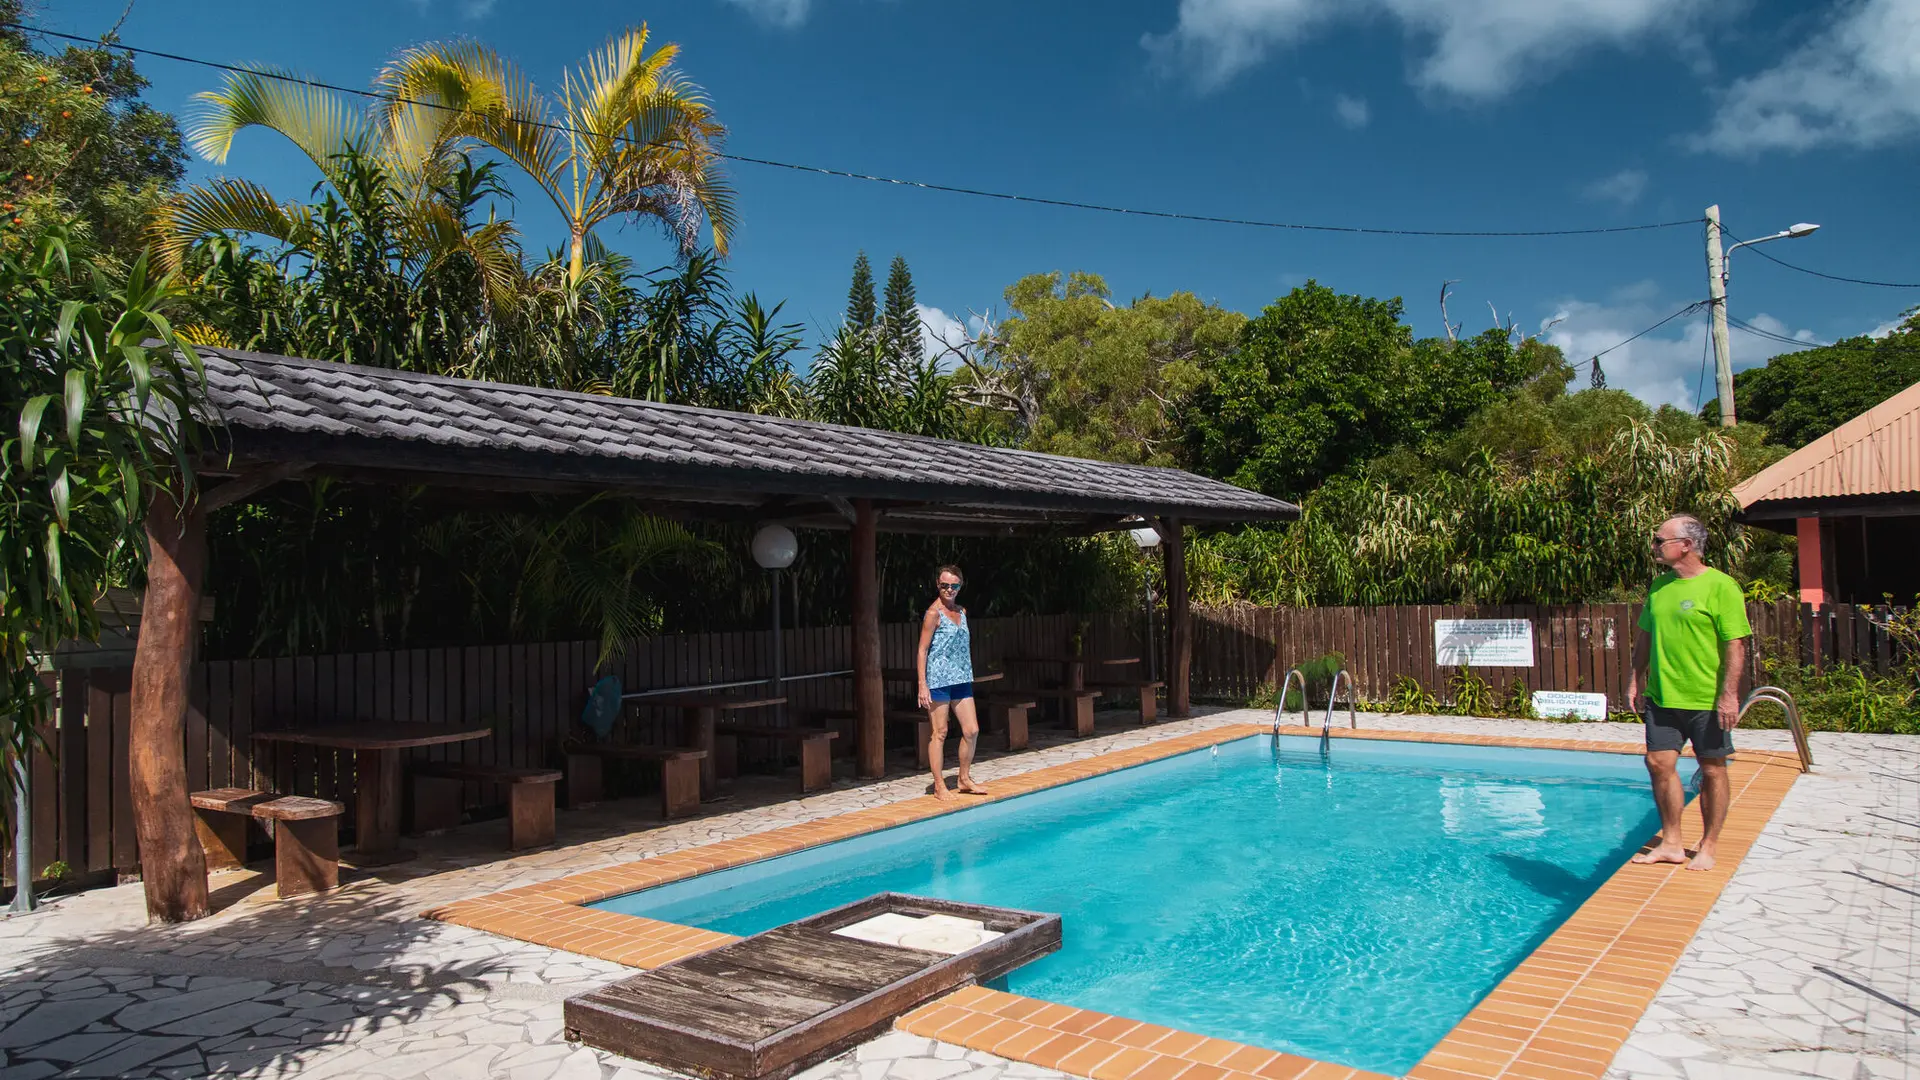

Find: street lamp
1131;526;1161;682
1704;206;1820;427
752;525;798;715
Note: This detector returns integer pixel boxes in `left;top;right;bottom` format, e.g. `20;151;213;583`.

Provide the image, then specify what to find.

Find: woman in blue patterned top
916;564;987;800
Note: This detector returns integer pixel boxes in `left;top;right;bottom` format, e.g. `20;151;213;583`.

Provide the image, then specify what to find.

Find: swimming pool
592;735;1691;1075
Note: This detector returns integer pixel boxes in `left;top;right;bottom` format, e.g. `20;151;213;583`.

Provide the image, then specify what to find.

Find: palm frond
147;178;317;273
189;68;367;178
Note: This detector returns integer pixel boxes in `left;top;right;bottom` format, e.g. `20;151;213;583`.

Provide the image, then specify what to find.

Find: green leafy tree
955;271;1243;466
882;253;919;366
1708;316;1920;447
0;7;186;260
845;250;876;332
1180;281;1540;500
2;228;203;813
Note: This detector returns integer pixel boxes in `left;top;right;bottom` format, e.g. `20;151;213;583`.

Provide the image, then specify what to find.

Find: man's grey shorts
1645;705;1734;759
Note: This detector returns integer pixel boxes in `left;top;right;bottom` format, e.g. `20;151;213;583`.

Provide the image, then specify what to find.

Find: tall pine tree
845;251;877;332
882;254;920;366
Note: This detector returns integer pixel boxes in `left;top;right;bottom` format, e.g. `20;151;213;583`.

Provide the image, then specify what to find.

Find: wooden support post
852;500;885;779
129;487;211;923
1164;517;1191;717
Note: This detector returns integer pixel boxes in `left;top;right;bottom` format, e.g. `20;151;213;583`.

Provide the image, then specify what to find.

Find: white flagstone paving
0;709;1910;1079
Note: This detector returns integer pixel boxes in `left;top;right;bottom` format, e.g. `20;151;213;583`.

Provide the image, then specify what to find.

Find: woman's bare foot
1631;841;1689;865
956;780;989;796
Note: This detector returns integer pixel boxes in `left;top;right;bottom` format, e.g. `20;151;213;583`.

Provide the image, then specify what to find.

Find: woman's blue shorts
928;682;973;703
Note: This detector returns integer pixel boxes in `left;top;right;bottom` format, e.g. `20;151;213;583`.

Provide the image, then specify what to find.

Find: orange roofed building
1734;379;1920;606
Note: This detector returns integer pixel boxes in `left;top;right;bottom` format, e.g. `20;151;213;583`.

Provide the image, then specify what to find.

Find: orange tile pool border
424;723;1803;1079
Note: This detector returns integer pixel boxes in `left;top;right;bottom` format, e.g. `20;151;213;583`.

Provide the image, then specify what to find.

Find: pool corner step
564;893;1062;1080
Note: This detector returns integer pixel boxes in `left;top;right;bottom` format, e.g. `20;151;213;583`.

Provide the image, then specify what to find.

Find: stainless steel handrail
1323;669;1358;753
1741;686;1813;771
1274;668;1309;736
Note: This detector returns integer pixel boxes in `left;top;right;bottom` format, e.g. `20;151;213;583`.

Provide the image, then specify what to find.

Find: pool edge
422;725;1804;1080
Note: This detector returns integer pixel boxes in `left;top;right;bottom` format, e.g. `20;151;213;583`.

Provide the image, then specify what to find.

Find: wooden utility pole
1163;518;1191;717
1705;204;1736;427
129;487;211;923
851;500;885;778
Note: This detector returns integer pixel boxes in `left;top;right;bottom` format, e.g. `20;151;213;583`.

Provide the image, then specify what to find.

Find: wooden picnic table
1004;655;1139;691
623;692;785;801
252;721;490;864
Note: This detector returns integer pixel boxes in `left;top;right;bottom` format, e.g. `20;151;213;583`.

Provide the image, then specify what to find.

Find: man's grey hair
1670;514;1709;554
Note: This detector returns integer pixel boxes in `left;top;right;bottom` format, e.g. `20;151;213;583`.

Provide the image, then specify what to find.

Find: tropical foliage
1;228;203;808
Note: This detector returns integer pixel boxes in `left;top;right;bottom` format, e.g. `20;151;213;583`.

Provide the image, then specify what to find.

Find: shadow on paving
0;884;516;1080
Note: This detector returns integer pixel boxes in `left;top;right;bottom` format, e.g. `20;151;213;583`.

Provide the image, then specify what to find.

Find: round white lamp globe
1130;527;1161;549
751;524;799;569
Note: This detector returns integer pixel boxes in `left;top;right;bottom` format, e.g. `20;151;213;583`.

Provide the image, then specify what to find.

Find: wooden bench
1021;687;1102;736
411;762;563;850
976;695;1037;751
562;742;707;819
715;725;839;793
1087;679;1166;724
190;788;343;899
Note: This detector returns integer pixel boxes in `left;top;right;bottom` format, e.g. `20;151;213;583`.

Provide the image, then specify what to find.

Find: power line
1573;301;1710;372
7;20;1707;241
1721;226;1920;289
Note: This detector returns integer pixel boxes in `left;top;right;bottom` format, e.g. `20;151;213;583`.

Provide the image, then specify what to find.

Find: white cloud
1333;94;1370;128
720;0;810;28
1870;315;1911;338
1580;168;1648;207
1145;0;1717;98
1539;287;1815;411
1703;0;1920;154
462;0;496;17
915;304;968;371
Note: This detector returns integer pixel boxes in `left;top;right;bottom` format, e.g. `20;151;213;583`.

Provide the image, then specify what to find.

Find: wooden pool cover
564;893;1063;1080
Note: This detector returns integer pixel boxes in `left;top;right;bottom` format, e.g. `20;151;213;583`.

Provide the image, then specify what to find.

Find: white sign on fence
1531;691;1610;721
1434;619;1535;667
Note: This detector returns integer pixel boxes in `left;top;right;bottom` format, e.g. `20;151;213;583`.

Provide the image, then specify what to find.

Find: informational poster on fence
1531;690;1609;721
1434;618;1535;667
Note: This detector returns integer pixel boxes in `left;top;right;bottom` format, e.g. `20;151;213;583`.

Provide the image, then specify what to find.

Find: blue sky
35;0;1920;409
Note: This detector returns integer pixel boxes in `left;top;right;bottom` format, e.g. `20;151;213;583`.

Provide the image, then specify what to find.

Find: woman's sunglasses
938;581;962;592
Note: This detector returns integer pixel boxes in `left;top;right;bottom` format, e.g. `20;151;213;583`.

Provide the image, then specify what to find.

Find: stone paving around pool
0;709;1910;1080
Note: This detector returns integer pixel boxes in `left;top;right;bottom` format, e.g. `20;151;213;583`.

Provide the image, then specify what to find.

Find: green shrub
1384;674;1440;715
1447;667;1500;718
1283;651;1346;711
1502;678;1538;720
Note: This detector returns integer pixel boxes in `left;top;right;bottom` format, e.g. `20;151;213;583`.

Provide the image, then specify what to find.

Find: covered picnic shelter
131;348;1299;921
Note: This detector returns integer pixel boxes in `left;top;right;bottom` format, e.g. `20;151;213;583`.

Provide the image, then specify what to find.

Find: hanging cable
5;20;1706;240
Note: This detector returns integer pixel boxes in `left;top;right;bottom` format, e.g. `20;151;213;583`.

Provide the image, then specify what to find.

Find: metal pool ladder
1740;686;1813;771
1273;667;1359;754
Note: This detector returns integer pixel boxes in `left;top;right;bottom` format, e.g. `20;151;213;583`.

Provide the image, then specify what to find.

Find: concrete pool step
563;893;1061;1080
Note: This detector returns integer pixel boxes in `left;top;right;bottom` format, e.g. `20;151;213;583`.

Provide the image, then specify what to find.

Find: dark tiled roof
196;349;1297;525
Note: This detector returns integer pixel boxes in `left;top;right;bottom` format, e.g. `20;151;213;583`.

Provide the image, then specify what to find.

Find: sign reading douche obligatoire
1433;618;1535;667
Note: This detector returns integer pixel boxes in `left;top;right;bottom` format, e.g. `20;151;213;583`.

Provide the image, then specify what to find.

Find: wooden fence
5;611;1136;890
1189;599;1910;706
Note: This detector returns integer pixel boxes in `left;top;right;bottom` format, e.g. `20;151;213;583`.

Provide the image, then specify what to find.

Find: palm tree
377;27;736;284
150;68;525;316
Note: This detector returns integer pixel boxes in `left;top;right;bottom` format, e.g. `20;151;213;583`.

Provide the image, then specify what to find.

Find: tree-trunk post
1164;518;1191;717
129;486;211;923
852;499;885;779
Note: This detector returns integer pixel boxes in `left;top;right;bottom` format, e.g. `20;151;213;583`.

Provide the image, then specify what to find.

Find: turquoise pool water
593;735;1690;1075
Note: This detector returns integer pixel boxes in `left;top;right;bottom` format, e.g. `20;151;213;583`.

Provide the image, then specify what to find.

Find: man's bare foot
1685;849;1717;871
956;780;989;796
932;783;953;801
1632;842;1689;865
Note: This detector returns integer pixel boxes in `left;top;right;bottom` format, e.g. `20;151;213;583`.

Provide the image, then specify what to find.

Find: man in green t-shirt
1627;513;1751;871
